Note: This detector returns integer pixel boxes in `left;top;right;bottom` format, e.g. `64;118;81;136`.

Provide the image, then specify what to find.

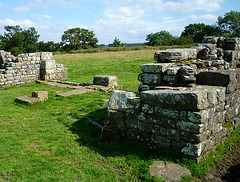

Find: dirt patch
204;142;240;182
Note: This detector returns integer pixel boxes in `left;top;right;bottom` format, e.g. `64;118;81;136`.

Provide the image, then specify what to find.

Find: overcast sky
0;0;239;44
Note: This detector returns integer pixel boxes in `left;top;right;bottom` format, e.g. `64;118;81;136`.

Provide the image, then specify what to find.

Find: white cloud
164;0;224;12
13;6;30;12
190;14;218;21
0;18;50;30
67;25;88;29
44;15;52;20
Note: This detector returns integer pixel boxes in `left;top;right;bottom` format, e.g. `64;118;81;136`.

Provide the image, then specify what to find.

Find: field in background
0;49;240;181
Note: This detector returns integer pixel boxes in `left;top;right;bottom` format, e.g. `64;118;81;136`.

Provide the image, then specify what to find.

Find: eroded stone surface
15;96;42;106
149;161;191;182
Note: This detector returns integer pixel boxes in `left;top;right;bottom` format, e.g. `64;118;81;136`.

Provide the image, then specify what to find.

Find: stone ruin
102;36;240;161
0;51;67;87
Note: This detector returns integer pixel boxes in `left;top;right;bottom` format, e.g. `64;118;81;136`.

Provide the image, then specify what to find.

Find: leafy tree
174;36;194;45
61;28;98;50
217;10;240;37
181;23;221;43
146;31;175;46
37;41;62;52
0;25;39;55
112;37;125;47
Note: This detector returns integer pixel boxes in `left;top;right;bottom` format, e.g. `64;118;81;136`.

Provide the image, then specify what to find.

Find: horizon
0;0;239;44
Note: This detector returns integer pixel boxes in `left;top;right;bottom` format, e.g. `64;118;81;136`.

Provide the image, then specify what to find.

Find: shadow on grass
69;108;193;164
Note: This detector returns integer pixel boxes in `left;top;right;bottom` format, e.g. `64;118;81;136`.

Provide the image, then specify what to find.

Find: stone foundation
102;36;240;161
0;51;67;87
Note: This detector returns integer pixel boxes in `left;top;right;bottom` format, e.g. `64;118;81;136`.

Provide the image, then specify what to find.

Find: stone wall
0;51;67;87
102;36;240;161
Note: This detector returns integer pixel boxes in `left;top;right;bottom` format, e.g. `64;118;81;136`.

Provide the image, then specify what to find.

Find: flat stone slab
149;161;191;182
15;96;42;106
56;88;91;97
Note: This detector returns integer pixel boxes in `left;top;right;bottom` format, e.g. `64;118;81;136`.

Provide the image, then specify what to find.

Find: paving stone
15;96;42;106
149;161;191;182
56;88;91;97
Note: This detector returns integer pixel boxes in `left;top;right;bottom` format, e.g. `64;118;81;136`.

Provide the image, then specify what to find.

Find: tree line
0;10;239;55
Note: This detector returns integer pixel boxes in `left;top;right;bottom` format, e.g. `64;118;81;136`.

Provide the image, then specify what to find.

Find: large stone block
32;91;48;101
197;70;239;93
93;75;118;87
40;52;52;60
108;90;138;112
141;63;173;73
140;90;209;111
154;48;198;62
138;73;161;85
105;110;126;131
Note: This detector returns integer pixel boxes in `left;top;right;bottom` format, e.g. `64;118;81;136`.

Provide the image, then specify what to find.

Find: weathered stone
197;70;239;93
93;75;118;87
166;67;180;76
138;84;150;92
181;142;203;157
155;106;179;120
141;104;154;114
32;91;48;101
105;110;126;131
56;88;91;97
154;48;198;62
101;126;125;141
126;97;141;110
15;95;42;106
108;90;138;111
141;63;173;73
126;129;150;142
40;52;52;60
140;90;209;111
178;65;196;83
150;134;171;149
138;73;161;85
149;161;191;182
176;120;206;134
163;75;176;82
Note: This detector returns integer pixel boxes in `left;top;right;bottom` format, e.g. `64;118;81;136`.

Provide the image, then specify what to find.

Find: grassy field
1;50;240;181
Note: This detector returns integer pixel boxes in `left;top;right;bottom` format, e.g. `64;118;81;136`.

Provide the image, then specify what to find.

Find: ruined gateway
101;36;240;161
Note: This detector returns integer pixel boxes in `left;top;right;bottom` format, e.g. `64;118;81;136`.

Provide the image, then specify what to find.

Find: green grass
1;49;240;181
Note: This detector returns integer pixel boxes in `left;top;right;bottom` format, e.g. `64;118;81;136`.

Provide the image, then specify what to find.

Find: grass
1;49;240;181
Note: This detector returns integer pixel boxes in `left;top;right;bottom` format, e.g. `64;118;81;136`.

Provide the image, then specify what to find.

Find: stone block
93;75;118;87
40;52;52;60
32;91;48;101
126;97;141;110
187;110;209;124
141;63;173;73
197;70;239;93
176;120;206;134
181;142;203;157
154;48;198;62
105;110;126;131
108;90;138;112
223;50;237;62
140;90;209;111
155;106;179;120
166;67;180;76
126;129;150;142
138;73;161;85
101;126;125;141
150;134;171;149
181;131;209;144
15;95;41;106
163;75;176;82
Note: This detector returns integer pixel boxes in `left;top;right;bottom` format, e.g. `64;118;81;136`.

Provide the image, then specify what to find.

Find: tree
0;25;40;55
37;41;62;52
146;31;175;46
61;28;98;50
181;23;221;43
217;10;240;37
112;37;125;47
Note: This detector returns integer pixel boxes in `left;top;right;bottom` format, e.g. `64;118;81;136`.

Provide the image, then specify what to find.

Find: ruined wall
102;37;240;161
0;51;67;87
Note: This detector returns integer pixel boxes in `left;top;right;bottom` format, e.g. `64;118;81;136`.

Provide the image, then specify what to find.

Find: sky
0;0;239;44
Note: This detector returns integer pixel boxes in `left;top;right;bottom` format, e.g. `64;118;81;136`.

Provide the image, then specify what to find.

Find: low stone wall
102;36;240;161
0;51;67;87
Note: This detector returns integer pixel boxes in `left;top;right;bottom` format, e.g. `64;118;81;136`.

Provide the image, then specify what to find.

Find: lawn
0;49;240;181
